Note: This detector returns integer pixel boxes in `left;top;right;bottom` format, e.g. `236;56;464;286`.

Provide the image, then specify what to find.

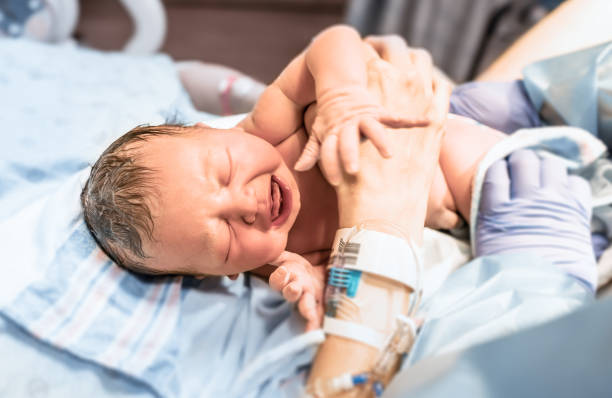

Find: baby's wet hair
81;124;186;275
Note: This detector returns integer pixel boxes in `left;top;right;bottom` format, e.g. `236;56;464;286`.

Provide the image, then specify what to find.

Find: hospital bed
1;2;612;397
0;0;165;53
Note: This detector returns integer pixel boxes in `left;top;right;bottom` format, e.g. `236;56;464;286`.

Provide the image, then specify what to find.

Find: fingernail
294;160;306;171
276;267;289;284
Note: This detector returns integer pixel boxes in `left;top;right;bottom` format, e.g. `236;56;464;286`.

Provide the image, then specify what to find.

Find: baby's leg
176;61;264;115
439;115;506;222
426;163;461;230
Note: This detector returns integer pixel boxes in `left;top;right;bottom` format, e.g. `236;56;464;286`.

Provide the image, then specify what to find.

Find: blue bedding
0;38;315;398
2;36;611;398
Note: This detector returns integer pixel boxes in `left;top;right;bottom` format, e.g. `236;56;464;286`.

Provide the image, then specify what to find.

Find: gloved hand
449;81;542;134
475;149;597;290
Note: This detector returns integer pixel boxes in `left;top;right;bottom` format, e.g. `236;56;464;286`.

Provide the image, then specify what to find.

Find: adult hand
335;58;451;239
294;83;431;184
365;36;461;230
364;36;436;121
475;149;597;290
365;35;440;112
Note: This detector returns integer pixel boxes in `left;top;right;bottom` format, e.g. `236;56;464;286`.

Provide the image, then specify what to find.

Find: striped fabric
3;222;183;396
0;38;209;397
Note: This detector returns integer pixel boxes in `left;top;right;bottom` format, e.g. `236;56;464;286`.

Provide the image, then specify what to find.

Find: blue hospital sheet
1;37;611;398
386;293;612;398
0;38;317;398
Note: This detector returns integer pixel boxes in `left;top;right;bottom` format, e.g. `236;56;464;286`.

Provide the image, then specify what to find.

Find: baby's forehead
127;128;198;160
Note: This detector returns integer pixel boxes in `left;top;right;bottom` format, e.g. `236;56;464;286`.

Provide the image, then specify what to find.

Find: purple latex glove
475;149;597;291
450;80;542;134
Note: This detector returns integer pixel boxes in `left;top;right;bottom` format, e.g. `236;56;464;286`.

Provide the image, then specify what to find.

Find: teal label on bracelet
328;267;362;298
346;270;361;298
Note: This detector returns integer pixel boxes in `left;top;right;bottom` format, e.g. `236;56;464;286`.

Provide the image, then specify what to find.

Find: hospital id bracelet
329;222;423;291
323;220;423;349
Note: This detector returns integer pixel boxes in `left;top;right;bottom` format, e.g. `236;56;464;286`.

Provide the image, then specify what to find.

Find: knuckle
412;48;432;61
384;34;407;46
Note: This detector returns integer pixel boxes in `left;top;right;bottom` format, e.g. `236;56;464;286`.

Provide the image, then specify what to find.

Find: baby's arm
240;25;420;184
239;25;370;145
268;251;326;331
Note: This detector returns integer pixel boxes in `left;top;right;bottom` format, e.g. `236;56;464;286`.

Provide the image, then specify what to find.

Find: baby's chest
276;129;338;259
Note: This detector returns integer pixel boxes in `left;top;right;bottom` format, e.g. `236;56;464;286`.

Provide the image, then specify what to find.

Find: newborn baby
81;26;505;330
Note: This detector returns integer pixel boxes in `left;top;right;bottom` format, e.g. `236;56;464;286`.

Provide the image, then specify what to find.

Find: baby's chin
263;231;290;265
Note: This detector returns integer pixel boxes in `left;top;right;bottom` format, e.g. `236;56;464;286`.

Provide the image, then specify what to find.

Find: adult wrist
336;187;429;244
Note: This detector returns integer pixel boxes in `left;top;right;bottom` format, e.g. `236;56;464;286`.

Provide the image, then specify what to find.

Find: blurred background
73;0;564;83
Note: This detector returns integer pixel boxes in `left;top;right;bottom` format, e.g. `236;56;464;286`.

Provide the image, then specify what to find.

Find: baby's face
139;126;301;277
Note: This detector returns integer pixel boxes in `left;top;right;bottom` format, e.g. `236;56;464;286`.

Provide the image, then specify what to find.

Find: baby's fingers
269;266;291;292
339;122;360;175
320;135;343;186
282;281;304;303
294;133;321;172
299;292;322;331
360;117;393;159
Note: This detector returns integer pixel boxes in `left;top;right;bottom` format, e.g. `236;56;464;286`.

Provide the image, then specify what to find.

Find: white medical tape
330;228;423;290
323;316;387;350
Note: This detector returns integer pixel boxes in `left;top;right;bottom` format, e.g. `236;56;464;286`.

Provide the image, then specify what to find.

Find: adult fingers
294;133;321;172
364;35;412;71
378;112;430;128
540;155;568;190
568;175;592;218
508;149;540;198
360;117;392;158
480;159;510;212
410;48;434;98
320;134;342;186
430;76;452;124
339;122;360;175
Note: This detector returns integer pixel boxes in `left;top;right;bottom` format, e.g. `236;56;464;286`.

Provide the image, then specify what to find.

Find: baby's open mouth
271;176;283;221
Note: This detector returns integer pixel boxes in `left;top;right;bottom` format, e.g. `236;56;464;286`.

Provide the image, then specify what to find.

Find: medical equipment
475;150;596;290
306;220;423;397
0;0;165;53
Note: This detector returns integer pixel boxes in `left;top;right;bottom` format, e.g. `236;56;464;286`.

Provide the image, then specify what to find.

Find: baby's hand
294;84;428;186
268;251;326;331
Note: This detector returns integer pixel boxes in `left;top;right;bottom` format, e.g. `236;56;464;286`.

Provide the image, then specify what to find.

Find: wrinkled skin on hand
294;35;434;187
304;37;458;230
